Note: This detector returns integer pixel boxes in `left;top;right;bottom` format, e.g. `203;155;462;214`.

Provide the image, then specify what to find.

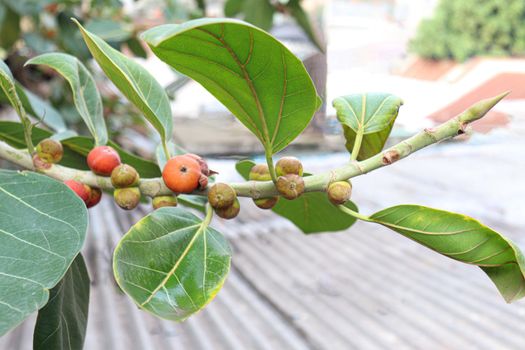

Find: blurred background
1;0;524;349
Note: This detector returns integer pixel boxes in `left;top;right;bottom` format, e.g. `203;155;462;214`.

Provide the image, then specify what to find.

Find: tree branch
0;93;508;199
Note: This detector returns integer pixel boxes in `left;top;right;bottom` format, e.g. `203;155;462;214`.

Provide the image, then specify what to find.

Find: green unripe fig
111;164;140;188
215;198;240;219
276;174;305;200
327;181;352;205
249;164;272;181
208;183;236;209
36;138;63;164
114;187;141;210
152;195;178;209
253;196;279;210
276;156;303;177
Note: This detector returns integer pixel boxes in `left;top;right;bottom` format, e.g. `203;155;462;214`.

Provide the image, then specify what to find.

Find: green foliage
33;254;90;350
113;207;231;321
333;93;403;160
370;205;525;303
0;170;88;335
75;20;173;152
410;0;525;61
27;53;108;146
142;19;319;155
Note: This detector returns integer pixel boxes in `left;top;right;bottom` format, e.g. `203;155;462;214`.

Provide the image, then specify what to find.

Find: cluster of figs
32;139;353;217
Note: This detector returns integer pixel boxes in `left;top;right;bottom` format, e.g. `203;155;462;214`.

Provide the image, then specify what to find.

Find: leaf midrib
139;220;208;307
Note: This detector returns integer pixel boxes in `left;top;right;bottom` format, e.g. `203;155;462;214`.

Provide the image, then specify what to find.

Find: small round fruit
276;174;305;200
253;196;279;210
86;187;102;208
111;164;140;188
276;157;303;177
64;180;91;203
249;164;272;181
32;154;52;171
208;183;236;209
87;145;121;176
162;155;202;193
152;195;178;209
327;181;352;205
114;187;141;210
214;198;240;219
36;138;63;164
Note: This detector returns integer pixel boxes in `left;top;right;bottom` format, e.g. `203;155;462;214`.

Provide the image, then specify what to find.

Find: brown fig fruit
253;196;279;210
111;164;140;188
208;183;236;209
114;187;141;210
249;164;272;181
276;174;305;200
86;187;102;208
327;181;352;205
275;157;303;177
36;138;63;164
214;198;240;219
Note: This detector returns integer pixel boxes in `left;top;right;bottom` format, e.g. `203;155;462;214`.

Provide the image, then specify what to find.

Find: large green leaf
370;205;525;303
0;170;88;336
113;207;231;321
84;19;132;42
0;121;161;177
142;18;319;154
33;254;90;350
236;159;358;234
242;0;275;31
27;53;108;145
74;20;173;149
333;93;403;160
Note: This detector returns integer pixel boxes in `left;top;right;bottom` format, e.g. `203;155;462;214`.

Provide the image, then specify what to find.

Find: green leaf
15;85;67;132
177;195;208;213
273;192;359;234
73;19;173;148
286;0;325;52
33;254;90;350
235;159;359;234
126;37;148;59
370;205;525;303
0;121;161;177
0;60;26;120
333;93;403;160
243;0;274;31
84;19;132;42
0;4;20;51
142;18;319;154
224;0;243;17
113;207;231;321
0;170;88;335
27;53;108;145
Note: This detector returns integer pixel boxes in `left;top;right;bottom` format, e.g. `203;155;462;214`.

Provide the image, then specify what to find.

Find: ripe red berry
162;155;203;193
86;187;102;208
87;146;121;176
64;180;91;203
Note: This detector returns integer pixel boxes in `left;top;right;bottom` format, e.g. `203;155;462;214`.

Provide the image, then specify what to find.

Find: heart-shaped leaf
113;207;231;321
333;93;403;160
33;254;90;350
370;205;525;303
236;159;359;234
0;170;88;336
73;19;173;150
27;53;108;146
142;18;319;154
